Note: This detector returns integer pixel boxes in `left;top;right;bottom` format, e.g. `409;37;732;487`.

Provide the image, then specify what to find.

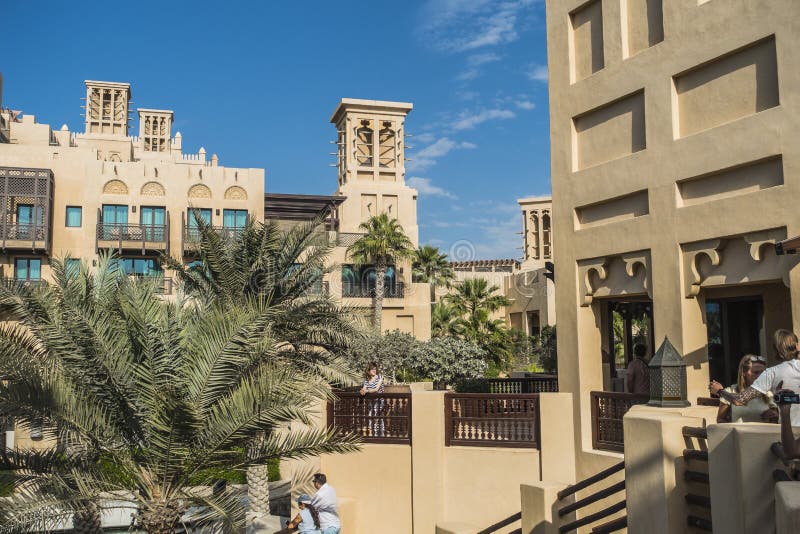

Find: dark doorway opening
706;297;764;387
603;299;654;390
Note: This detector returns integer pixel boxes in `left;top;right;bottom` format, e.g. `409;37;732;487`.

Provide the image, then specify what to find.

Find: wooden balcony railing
444;393;540;448
590;391;649;452
327;391;411;444
487;375;558;394
96;218;170;254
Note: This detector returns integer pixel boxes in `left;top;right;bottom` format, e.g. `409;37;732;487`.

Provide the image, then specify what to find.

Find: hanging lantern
648;336;690;408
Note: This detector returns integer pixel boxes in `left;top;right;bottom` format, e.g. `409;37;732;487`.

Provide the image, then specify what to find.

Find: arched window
531;212;540;260
379;121;396;168
542;212;551;259
355;120;374;166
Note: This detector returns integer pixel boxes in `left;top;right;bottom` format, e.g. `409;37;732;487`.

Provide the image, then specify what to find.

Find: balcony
96;218;170;254
182;224;245;256
342;281;404;299
0;167;54;253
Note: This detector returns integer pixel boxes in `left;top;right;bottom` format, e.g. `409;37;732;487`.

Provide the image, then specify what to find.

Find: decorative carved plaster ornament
682;239;726;298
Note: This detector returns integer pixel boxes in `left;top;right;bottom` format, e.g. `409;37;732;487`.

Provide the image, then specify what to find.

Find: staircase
682;425;712;531
556;461;627;533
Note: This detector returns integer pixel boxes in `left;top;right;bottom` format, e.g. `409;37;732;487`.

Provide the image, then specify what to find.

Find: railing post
444;393;452;447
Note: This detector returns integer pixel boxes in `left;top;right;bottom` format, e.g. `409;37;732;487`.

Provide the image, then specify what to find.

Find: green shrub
409;337;487;389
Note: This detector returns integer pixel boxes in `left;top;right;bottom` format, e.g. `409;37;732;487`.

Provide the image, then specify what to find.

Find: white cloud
516;100;535;110
407;137;477;171
527;64;548;82
467;52;502;66
456;51;502;81
419;0;535;53
408;177;457;199
452;108;516;130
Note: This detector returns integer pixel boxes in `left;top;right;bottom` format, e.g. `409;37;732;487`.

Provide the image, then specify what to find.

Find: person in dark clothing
626;344;650;395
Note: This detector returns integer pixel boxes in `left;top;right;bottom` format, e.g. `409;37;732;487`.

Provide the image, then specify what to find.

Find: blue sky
2;0;550;260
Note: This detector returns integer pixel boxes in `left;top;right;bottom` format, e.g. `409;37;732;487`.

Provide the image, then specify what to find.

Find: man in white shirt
311;473;341;534
711;358;800;426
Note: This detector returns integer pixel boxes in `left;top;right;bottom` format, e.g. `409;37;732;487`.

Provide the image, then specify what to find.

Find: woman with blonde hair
716;354;777;423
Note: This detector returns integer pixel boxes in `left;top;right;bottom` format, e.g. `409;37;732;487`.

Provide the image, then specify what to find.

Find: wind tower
329;99;418;244
83;80;131;136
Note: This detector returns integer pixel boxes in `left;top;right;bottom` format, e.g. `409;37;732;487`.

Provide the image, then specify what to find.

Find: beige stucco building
0;81;431;449
446;197;555;339
546;0;800;481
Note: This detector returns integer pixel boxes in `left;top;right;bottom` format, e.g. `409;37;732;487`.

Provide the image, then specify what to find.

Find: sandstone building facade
546;0;800;479
0;80;430;448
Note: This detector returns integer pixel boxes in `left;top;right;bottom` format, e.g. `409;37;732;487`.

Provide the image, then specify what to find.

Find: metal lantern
648;336;690;407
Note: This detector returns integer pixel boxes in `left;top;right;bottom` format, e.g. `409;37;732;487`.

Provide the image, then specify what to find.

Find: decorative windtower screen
138;109;173;152
330;99;412;186
84;81;131;135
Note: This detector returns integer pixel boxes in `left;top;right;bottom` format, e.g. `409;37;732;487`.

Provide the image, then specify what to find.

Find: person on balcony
716;354;778;423
360;361;385;437
710;330;800;427
625;344;650;395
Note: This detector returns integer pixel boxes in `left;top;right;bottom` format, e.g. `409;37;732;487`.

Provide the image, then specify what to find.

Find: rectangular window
65;206;82;227
119;258;162;277
15;258;41;281
223;209;248;229
187;208;212;228
102;204;128;224
65;258;81;274
341;264;396;297
140;206;166;241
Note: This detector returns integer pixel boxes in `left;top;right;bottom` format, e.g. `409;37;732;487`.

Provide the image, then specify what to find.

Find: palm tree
0;254;359;533
412;245;454;303
347;213;414;332
166;214;361;515
431;301;462;337
445;278;512;366
445;277;510;319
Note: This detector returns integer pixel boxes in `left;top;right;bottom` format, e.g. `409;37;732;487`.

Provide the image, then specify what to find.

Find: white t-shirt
751;359;800;426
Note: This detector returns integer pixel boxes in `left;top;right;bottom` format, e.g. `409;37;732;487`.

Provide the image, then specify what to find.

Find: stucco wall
545;0;800;482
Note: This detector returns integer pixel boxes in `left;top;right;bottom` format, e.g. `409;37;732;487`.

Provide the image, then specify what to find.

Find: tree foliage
408;337;488;389
348;330;421;383
412;245;454;302
347;214;414;332
0;218;362;533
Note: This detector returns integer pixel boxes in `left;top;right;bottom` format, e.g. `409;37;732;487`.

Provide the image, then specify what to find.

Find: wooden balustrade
327;391;411;444
590;391;649;452
486;375;559;394
444;393;540;448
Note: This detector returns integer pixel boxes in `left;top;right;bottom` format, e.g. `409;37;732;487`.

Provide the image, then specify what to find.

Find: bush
348;329;422;383
409;337;488;389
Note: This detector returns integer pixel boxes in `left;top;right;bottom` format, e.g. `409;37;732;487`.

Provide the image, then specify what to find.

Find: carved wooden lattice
445;393;540;448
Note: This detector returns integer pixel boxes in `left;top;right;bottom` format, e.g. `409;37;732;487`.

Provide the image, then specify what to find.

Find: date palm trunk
372;262;386;333
139;499;185;534
247;464;271;515
72;502;103;534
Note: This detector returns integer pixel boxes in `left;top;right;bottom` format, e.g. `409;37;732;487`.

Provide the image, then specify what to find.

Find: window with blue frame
101;205;129;239
15;258;41;281
188;208;212;228
119;258;162;277
140;206;166;241
102;204;128;224
341;264;395;297
15;204;43;239
222;209;247;229
65;206;82;227
187;208;212;240
65;258;81;274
